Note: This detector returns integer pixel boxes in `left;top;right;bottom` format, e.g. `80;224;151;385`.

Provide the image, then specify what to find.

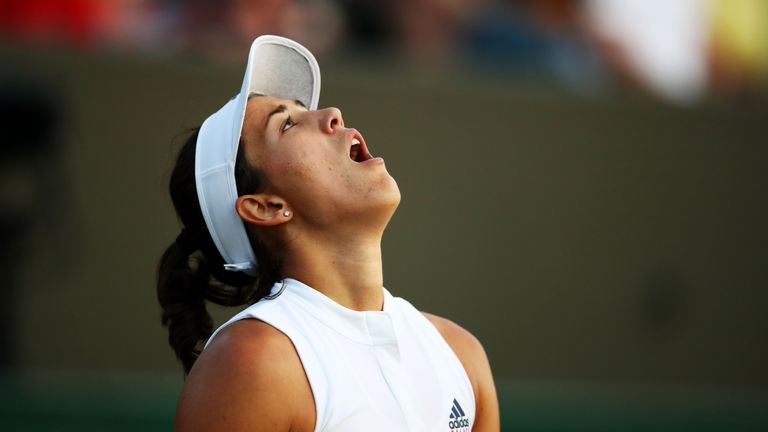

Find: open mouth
348;130;373;163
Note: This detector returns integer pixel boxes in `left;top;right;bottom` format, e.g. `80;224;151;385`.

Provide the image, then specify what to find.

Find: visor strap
223;262;255;272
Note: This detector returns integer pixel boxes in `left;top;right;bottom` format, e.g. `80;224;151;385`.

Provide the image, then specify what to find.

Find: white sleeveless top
206;278;475;432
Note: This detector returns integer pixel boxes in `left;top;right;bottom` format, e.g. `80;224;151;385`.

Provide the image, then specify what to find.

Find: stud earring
283;210;291;217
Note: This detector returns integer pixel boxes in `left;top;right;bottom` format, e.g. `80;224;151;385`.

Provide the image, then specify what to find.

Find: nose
317;107;344;133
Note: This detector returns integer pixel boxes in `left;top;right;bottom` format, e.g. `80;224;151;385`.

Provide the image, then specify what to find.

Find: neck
280;228;385;311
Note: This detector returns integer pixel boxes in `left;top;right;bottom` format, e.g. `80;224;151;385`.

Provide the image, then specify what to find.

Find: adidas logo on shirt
448;398;470;431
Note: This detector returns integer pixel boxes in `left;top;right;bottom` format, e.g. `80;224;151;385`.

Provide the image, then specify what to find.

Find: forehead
243;95;305;132
240;95;305;158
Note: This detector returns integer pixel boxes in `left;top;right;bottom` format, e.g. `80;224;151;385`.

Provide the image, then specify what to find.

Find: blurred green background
2;42;766;431
1;0;767;430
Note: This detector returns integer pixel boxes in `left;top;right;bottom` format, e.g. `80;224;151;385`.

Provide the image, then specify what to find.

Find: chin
381;174;401;206
359;175;400;222
379;178;401;220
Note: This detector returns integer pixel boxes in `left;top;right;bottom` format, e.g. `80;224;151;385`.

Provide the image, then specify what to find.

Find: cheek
267;148;340;194
265;142;312;177
282;151;335;180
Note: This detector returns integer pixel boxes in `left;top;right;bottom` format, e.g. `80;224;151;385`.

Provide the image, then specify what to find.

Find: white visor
195;35;321;275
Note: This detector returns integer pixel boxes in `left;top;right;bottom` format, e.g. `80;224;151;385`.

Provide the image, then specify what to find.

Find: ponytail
156;129;282;374
157;237;213;373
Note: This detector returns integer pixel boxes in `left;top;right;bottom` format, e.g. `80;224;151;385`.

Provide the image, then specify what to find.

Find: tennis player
157;35;499;431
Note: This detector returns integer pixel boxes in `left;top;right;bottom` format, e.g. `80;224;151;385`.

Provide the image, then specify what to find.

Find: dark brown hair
156;128;282;373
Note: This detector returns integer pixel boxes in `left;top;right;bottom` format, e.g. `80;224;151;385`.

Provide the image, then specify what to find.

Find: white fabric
206;279;476;432
195;36;321;275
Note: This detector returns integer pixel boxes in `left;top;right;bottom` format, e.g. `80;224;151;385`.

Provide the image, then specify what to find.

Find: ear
236;193;292;227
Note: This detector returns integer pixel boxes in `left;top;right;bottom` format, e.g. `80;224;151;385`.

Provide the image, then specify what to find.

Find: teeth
352;138;360;145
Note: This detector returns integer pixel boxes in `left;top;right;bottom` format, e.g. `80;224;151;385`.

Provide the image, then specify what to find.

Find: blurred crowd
1;0;767;103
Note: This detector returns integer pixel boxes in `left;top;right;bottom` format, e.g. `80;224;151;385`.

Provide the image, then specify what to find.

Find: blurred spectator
708;0;768;95
583;0;710;104
387;0;487;64
462;0;606;92
337;0;392;54
170;0;344;61
2;0;765;102
0;0;117;46
0;0;344;60
358;0;606;92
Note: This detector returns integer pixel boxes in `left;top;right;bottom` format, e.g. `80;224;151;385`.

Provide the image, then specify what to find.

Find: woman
157;35;499;431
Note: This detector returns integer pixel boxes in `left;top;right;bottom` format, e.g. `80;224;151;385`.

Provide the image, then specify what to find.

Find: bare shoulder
175;319;315;432
423;312;500;432
422;313;486;373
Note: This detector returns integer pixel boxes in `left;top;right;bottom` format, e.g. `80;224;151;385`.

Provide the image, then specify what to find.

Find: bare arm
174;319;315;432
424;313;501;432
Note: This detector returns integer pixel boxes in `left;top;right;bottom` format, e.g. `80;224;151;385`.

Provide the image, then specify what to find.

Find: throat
280;236;386;311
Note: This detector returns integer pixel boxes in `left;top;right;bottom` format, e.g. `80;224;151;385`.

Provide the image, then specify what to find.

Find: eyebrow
264;99;307;128
265;104;288;128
